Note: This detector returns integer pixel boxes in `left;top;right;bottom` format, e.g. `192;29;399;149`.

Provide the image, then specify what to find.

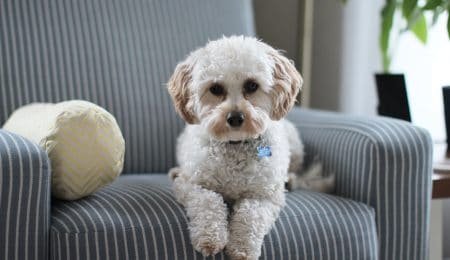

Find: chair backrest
0;0;255;173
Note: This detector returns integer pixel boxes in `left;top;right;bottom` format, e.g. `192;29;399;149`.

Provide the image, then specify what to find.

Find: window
391;14;450;141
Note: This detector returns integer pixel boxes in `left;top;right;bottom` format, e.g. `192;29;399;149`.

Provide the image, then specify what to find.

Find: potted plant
343;0;450;121
377;0;450;121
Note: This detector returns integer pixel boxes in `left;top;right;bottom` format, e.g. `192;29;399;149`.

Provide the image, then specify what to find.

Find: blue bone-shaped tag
257;146;272;158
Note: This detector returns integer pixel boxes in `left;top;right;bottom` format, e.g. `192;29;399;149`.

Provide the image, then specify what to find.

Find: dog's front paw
190;219;228;257
192;232;228;257
225;245;259;260
195;239;226;256
225;236;262;260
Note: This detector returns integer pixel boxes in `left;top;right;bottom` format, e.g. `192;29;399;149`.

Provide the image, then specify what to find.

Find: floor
430;200;443;260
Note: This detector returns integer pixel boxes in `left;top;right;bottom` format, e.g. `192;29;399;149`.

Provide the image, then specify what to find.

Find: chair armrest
0;129;51;259
287;107;433;260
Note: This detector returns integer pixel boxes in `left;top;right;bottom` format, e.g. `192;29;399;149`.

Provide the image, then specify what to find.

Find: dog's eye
209;84;225;96
243;80;259;94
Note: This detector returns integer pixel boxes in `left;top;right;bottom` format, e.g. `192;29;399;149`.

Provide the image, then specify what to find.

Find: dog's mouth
227;136;261;145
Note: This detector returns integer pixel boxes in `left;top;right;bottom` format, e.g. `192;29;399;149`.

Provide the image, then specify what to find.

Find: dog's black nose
227;111;244;127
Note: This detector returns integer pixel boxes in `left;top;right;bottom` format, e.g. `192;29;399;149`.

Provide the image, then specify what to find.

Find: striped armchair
0;0;432;259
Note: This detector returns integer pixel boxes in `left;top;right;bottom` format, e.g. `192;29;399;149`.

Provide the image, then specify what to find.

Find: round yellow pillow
2;100;125;200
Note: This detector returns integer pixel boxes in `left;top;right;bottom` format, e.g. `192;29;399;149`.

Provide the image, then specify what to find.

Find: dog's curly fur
167;36;334;260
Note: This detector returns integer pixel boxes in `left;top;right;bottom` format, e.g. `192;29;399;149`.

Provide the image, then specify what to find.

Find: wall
254;0;381;115
253;0;301;67
310;0;382;115
253;0;313;106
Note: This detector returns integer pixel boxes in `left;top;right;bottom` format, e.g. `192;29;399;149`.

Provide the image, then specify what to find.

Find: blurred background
255;0;450;140
253;0;450;259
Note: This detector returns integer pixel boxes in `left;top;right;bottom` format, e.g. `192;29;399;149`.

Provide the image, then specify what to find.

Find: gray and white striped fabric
0;129;51;260
0;0;255;174
288;108;433;260
50;174;378;260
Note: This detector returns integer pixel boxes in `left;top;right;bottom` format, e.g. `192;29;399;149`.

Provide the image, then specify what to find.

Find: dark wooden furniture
433;144;450;198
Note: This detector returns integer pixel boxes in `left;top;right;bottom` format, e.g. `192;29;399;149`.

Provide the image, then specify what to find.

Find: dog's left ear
269;51;303;120
167;61;199;124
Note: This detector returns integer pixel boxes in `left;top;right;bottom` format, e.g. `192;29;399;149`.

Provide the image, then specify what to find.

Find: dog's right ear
167;61;199;124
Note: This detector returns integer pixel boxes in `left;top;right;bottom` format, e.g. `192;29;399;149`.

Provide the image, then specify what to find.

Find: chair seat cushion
50;174;378;259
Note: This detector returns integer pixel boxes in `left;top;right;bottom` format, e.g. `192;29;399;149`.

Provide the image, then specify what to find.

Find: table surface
432;144;450;199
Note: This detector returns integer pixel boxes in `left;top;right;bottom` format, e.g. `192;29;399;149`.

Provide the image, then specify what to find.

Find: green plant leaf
448;6;450;39
380;1;396;72
423;0;443;10
411;13;428;43
403;0;418;18
431;7;444;25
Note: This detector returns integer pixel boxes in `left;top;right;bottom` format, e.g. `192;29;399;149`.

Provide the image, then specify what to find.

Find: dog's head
167;36;303;142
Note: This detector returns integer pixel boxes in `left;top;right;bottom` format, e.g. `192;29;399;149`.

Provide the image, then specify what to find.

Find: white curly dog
167;36;334;260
